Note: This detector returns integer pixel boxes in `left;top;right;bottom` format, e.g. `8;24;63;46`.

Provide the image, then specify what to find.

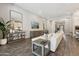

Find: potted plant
0;18;7;45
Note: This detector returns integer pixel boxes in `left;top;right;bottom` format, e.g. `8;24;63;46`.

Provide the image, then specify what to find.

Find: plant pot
0;38;7;45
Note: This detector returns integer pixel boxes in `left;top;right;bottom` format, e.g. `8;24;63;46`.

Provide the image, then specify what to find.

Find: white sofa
50;31;63;52
32;30;64;52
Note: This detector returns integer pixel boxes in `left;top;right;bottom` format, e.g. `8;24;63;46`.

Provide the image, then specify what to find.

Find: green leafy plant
0;18;7;39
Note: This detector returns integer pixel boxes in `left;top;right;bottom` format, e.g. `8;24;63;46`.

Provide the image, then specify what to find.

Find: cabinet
30;30;44;38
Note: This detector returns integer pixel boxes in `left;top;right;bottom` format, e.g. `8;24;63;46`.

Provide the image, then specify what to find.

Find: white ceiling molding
14;3;79;20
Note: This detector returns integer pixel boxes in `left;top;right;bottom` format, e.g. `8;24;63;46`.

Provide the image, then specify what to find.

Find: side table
32;39;50;56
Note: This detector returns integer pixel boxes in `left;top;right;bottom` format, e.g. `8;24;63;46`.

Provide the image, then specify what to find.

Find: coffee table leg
42;45;44;56
32;43;33;53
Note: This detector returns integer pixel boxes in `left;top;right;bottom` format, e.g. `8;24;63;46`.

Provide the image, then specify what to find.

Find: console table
7;31;25;41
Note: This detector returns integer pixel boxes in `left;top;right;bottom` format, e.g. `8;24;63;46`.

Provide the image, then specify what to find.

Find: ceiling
14;3;79;19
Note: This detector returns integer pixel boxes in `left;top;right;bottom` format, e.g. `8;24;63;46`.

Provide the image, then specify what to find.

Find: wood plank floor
0;39;32;56
0;35;79;56
49;35;79;56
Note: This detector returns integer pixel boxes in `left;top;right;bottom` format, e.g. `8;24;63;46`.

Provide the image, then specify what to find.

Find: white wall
0;3;74;38
54;18;72;35
72;11;79;36
64;18;71;35
0;3;44;38
47;20;55;33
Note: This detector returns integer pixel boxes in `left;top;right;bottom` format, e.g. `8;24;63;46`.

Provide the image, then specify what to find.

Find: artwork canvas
10;10;23;30
10;10;22;21
31;21;39;29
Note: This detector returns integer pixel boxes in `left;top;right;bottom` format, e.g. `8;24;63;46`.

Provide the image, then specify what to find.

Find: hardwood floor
49;35;79;56
0;35;79;56
0;39;32;56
